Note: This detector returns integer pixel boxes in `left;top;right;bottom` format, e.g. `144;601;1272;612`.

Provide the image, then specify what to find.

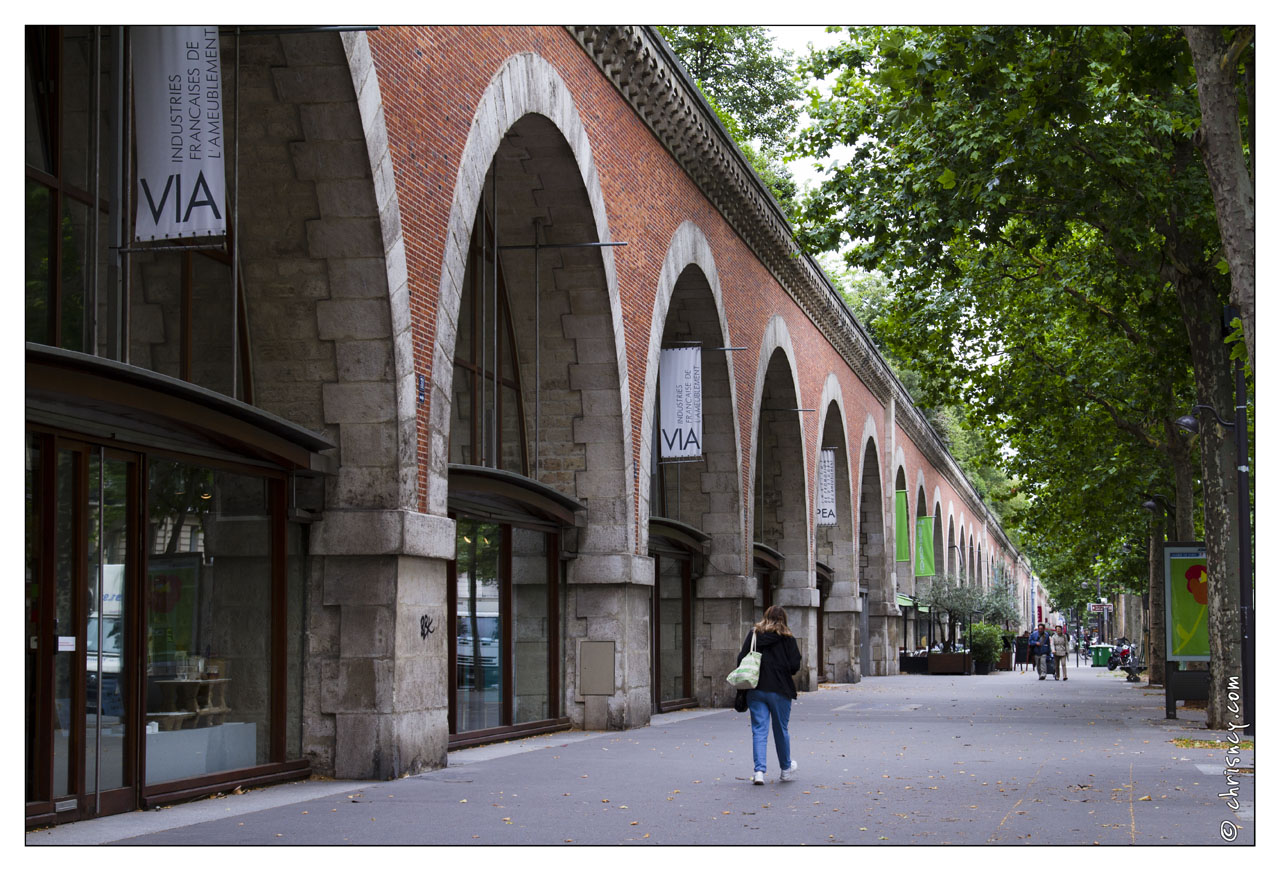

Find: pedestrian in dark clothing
735;605;802;785
1029;623;1051;680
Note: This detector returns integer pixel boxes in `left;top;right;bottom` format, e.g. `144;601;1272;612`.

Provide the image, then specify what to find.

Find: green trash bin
1091;644;1114;667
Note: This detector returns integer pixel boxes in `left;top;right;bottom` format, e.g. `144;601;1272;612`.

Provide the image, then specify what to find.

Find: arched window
449;213;528;473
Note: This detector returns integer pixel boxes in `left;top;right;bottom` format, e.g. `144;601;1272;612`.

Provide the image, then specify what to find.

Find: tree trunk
1168;425;1197;540
1147;528;1166;686
1184;26;1255;370
1172;267;1242;731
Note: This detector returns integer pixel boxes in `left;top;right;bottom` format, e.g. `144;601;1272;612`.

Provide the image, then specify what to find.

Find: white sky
767;26;847;196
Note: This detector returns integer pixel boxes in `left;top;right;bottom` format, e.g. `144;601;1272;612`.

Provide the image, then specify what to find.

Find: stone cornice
567;25;1016;559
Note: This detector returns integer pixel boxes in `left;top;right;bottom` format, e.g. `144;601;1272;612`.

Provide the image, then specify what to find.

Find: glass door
27;435;136;821
447;515;563;745
652;553;693;711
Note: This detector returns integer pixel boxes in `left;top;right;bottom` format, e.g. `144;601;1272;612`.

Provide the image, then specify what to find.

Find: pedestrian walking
1052;625;1070;680
1029;622;1051;680
736;605;802;785
1015;630;1030;673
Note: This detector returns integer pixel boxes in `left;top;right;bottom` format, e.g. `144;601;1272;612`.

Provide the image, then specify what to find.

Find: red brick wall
364;26;1001;566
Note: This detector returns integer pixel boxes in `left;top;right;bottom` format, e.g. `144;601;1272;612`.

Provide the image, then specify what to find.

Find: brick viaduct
222;25;1035;779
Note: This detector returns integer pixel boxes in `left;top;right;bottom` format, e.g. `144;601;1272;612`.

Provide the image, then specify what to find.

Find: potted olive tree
918;574;982;674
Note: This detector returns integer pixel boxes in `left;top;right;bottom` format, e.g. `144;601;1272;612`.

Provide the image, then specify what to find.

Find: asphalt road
28;657;1253;846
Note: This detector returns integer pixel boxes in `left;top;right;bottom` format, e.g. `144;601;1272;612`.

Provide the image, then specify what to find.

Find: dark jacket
1029;629;1050;655
736;630;802;699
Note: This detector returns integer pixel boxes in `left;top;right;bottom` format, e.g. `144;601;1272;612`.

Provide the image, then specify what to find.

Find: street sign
1087;602;1113;612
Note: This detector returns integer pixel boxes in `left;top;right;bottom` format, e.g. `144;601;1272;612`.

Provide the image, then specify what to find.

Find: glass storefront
449;517;562;743
445;181;567;746
143;460;273;784
454;518;503;734
25;421;313;824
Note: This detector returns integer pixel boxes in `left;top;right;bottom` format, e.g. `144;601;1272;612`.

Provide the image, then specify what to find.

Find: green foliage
832;265;1027;533
657;26;801;154
793;26;1229;601
658;26;802;218
969;621;1005;665
1224;316;1251;377
917;573;985;632
978;578;1020;627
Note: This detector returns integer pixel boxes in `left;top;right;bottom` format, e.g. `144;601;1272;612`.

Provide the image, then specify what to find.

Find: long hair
753;605;793;637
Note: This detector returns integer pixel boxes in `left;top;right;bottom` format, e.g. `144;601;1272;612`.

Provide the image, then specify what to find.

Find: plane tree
793;25;1244;727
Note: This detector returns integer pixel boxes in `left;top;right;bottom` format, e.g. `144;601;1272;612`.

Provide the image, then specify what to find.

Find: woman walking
736;605;802;785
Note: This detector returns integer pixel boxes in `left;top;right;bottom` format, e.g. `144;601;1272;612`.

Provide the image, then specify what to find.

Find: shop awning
27;344;335;472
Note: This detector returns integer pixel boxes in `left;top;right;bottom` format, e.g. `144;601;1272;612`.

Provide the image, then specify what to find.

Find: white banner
133;26;226;241
659;347;702;459
817;448;837;526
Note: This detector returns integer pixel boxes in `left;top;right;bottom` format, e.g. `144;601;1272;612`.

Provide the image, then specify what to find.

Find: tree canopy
793;25;1245;727
658;26;802;218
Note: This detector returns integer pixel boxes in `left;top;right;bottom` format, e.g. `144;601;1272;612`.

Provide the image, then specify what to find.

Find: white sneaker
752;771;764;785
780;761;799;782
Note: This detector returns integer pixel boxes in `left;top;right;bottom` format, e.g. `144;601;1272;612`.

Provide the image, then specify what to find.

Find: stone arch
236;30;419;515
858;429;895;675
902;475;929;650
910;473;929;596
892;464;909;601
428;52;642;731
640;222;743;561
641;221;746;707
946;510;957;577
427;51;633;548
815;375;857;682
931;493;945;579
748;316;815;687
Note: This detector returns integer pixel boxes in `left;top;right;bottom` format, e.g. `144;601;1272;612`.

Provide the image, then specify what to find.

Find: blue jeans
746;689;792;773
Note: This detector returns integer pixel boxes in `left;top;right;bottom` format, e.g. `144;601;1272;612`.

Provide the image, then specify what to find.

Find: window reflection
144;459;271;785
512;527;549;723
657;555;687;704
455;519;502;733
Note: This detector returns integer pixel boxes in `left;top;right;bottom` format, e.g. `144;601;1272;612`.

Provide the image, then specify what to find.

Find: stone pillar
822;548;859;682
822;607;859;682
564;553;654;731
695;574;755;707
309;509;455;780
868;592;903;676
775;584;819;691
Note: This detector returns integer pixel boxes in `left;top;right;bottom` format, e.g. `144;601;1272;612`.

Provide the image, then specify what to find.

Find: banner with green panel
895;491;910;562
1164;543;1209;662
915;516;935;576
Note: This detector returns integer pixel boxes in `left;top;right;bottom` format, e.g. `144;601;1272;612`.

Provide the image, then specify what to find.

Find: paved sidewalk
27;658;1253;846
